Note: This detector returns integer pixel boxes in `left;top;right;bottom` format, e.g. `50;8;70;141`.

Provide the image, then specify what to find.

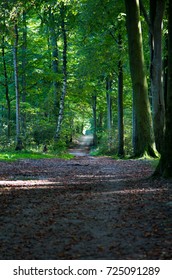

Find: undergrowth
0;151;74;161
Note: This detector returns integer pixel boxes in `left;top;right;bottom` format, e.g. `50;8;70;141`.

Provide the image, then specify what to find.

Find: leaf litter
0;156;171;259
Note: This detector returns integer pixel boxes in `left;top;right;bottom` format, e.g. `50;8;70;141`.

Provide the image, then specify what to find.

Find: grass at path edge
0;151;74;161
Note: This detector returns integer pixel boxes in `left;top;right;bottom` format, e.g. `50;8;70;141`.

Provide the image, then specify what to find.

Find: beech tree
21;9;27;135
125;0;156;157
106;75;112;150
154;0;172;177
117;32;124;157
0;1;13;140
92;92;97;147
54;2;67;141
1;20;11;138
149;0;165;153
48;4;60;115
140;0;166;153
13;15;22;150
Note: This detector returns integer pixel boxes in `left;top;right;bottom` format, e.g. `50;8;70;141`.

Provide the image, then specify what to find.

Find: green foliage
0;0;157;158
0;151;52;161
0;150;74;161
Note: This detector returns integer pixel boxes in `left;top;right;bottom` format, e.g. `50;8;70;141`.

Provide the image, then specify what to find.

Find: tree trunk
1;106;5;133
154;1;172;177
49;7;60;115
54;4;67;141
2;35;11;139
92;93;97;147
13;22;22;150
21;10;27;135
117;33;124;157
125;0;156;157
106;76;112;132
97;111;103;134
150;0;165;153
117;59;124;157
106;76;112;150
163;33;168;109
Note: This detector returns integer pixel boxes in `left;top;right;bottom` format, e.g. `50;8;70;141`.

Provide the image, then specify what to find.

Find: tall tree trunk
163;33;168;109
92;93;97;147
106;76;112;132
150;0;165;153
125;0;156;157
55;4;67;141
1;106;5;133
154;1;172;177
2;35;11;139
21;10;27;135
49;7;60;115
13;22;22;150
117;33;124;157
106;76;112;150
97;111;103;134
117;59;124;157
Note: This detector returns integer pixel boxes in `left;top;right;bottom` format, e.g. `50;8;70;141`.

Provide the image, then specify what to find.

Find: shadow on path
0;156;171;259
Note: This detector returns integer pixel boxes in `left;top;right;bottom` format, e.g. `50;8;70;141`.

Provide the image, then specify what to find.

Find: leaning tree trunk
13;22;22;150
154;1;172;177
150;0;165;153
125;0;156;157
54;4;67;141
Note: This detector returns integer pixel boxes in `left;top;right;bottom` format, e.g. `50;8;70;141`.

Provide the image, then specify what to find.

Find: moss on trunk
125;0;156;157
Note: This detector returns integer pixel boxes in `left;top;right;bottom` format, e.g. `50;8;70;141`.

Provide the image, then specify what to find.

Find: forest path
68;134;93;156
0;156;172;259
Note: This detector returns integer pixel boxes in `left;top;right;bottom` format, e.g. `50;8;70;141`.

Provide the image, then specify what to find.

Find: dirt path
0;156;172;259
68;135;93;156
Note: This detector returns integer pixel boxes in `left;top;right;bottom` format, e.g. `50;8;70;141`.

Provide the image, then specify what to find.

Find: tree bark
117;33;124;157
13;22;22;150
125;0;156;157
21;10;27;135
2;35;11;139
118;59;124;157
55;4;67;141
49;6;60;115
149;0;165;153
106;76;112;150
92;93;97;147
163;33;168;109
154;1;172;177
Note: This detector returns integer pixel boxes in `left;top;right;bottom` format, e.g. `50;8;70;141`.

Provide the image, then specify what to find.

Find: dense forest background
0;0;172;176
